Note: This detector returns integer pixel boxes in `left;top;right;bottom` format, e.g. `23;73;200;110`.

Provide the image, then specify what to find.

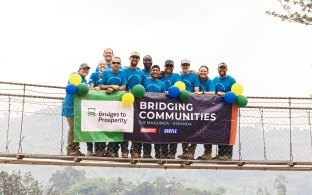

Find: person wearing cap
123;51;147;158
96;48;114;72
159;59;181;159
195;65;216;160
141;55;153;77
178;59;200;160
213;62;236;161
61;63;91;156
97;56;127;158
141;64;166;158
86;60;108;157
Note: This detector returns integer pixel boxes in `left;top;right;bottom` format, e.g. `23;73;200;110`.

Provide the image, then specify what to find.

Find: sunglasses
112;62;121;64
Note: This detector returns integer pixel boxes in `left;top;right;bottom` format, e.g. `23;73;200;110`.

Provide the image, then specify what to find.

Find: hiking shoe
122;152;128;158
86;151;96;156
177;152;188;159
212;155;232;161
131;151;140;158
197;152;212;160
95;149;106;157
104;151;116;158
67;150;85;156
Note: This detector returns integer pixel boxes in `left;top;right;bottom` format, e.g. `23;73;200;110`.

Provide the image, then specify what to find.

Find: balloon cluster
224;83;248;107
121;84;145;106
168;81;191;102
65;73;89;96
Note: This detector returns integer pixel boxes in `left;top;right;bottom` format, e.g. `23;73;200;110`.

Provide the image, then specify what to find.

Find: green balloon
131;84;145;98
77;83;89;96
236;95;248;107
179;90;191;102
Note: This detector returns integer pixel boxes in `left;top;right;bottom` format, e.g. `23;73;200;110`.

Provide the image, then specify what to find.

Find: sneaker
166;154;175;159
122;152;128;158
212;155;232;161
197;152;212;160
86;151;96;156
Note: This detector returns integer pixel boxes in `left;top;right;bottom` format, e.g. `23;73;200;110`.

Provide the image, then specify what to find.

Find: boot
198;151;212;160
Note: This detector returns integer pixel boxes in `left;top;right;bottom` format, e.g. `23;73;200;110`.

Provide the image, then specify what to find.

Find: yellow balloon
174;81;186;91
121;93;135;106
231;83;244;96
69;73;82;86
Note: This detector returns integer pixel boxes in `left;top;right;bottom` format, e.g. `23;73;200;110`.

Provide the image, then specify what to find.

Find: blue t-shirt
141;69;151;78
213;75;236;93
123;67;146;91
199;77;215;93
61;75;87;117
160;73;181;91
180;72;200;92
143;78;166;93
98;69;127;86
88;71;103;87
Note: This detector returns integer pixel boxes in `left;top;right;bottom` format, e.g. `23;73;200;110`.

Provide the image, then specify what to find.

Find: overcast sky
0;0;311;97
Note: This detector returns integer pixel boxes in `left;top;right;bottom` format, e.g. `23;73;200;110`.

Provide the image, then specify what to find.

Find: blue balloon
224;91;237;104
65;84;77;95
168;86;180;98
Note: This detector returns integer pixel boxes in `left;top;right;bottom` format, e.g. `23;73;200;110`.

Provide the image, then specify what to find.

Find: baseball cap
218;62;227;68
165;59;174;66
79;63;91;70
130;51;140;58
181;59;190;65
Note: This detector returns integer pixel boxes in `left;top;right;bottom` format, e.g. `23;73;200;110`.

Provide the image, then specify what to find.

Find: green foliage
65;176;214;195
0;171;43;195
49;167;86;193
266;0;312;25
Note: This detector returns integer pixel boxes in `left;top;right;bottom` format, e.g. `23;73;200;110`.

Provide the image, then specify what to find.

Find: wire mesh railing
0;81;312;168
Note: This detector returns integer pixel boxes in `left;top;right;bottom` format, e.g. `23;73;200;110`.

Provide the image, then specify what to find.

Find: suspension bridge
0;81;312;171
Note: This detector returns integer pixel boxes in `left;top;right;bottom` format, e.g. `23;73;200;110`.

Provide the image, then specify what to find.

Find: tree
49;167;86;193
266;0;312;25
0;171;43;194
274;175;287;195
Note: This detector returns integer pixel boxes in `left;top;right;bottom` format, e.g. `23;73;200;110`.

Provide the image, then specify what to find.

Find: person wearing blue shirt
213;62;236;161
86;60;108;157
160;59;181;91
159;59;181;159
89;60;107;89
141;55;152;77
195;65;216;160
178;59;200;160
123;51;146;158
62;63;91;156
142;65;166;158
97;56;127;158
95;48;114;71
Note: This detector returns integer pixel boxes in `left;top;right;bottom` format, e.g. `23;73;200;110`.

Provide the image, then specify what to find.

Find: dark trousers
87;142;106;152
203;144;212;152
108;141;129;154
167;143;177;155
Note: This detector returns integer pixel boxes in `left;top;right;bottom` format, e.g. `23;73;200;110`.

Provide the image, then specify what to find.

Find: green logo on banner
88;108;96;116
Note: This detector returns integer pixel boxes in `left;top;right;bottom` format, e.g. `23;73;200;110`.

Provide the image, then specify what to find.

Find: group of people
61;48;236;161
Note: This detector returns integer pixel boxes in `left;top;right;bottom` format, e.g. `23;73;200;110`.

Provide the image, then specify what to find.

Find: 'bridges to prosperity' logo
88;108;96;116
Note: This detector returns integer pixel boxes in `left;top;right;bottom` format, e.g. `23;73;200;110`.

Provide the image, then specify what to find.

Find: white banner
81;100;133;132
